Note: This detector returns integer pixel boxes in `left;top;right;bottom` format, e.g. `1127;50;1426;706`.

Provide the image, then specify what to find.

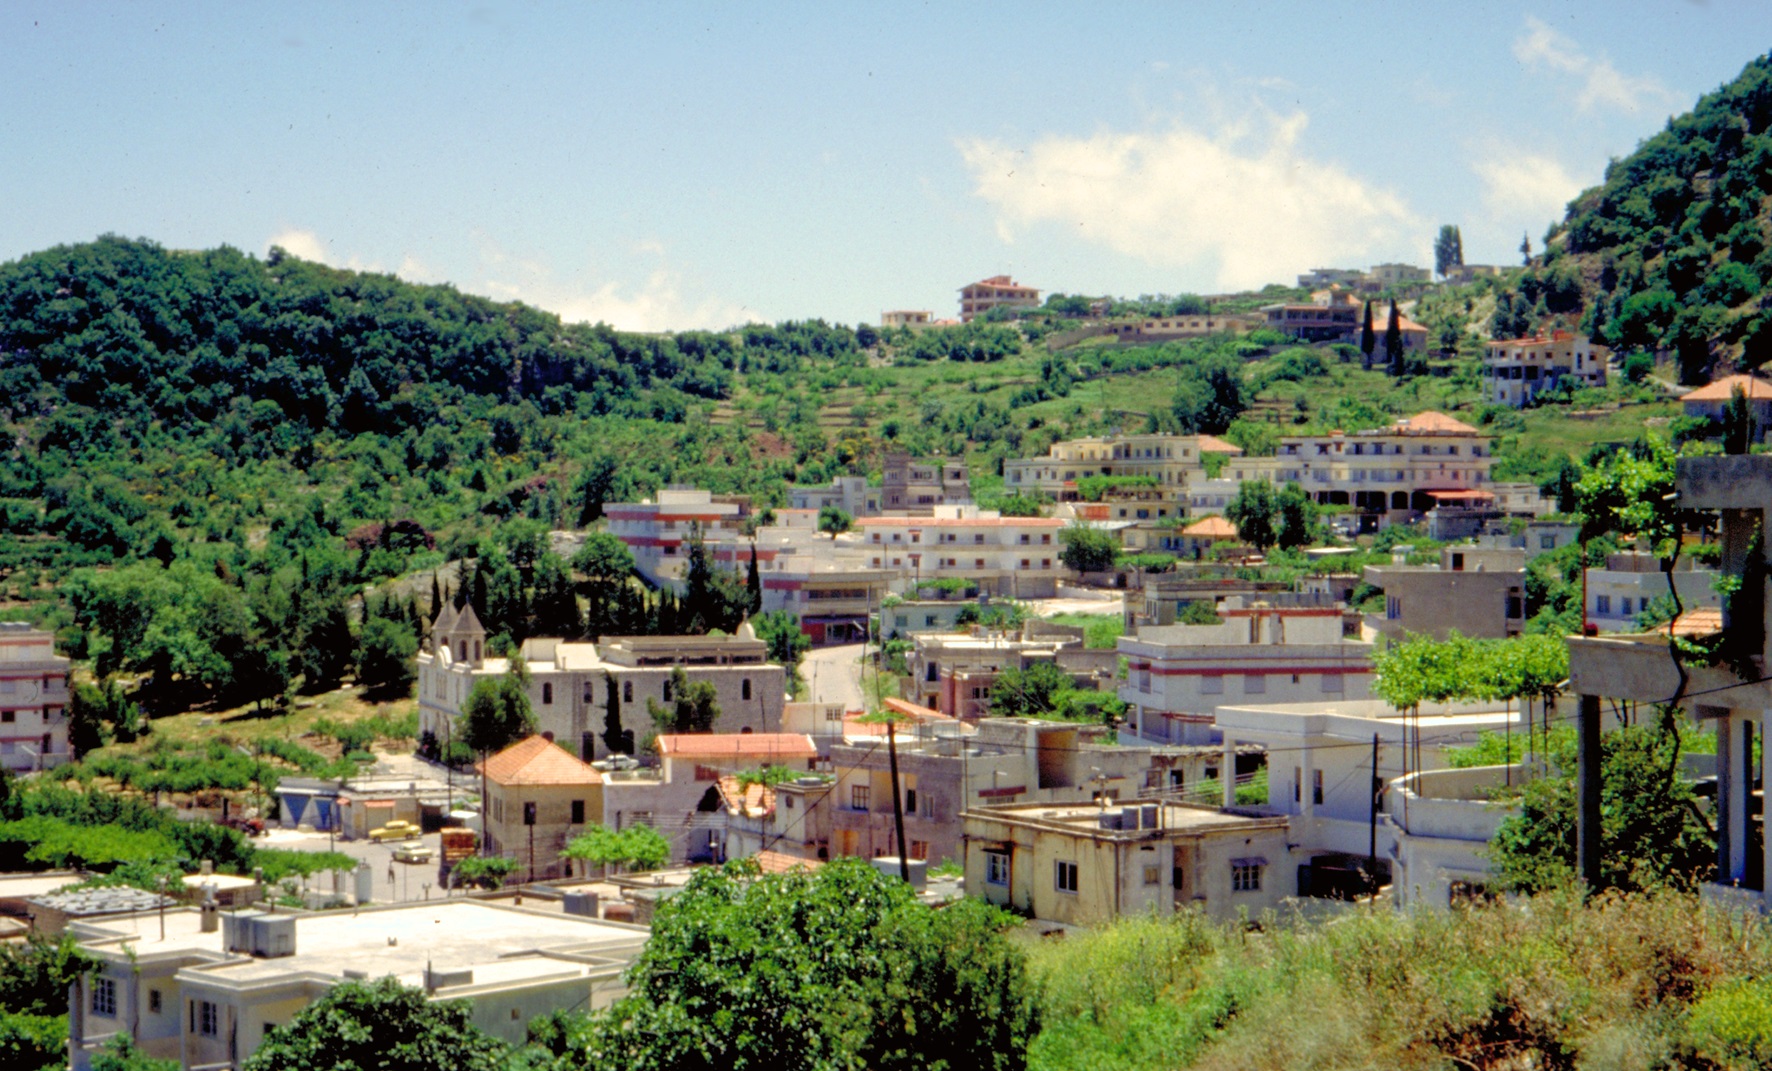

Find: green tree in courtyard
243;978;507;1071
1057;522;1119;575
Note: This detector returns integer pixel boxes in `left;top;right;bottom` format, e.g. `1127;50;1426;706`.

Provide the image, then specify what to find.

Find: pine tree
746;544;762;616
1434;225;1464;277
1520;232;1533;265
429;573;441;620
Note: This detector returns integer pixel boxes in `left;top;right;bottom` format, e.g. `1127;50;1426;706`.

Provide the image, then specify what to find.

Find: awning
1230;857;1270;868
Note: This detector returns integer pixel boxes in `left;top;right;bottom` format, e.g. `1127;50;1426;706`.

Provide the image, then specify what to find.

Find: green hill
1509;51;1772;382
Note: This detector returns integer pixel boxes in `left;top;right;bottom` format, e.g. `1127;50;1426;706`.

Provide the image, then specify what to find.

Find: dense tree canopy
242;978;507;1071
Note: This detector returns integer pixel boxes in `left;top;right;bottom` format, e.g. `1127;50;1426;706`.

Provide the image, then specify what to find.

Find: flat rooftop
79;899;650;984
969;802;1281;834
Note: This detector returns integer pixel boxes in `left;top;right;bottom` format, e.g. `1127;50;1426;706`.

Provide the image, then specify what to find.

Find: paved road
257;826;451;904
804;642;867;711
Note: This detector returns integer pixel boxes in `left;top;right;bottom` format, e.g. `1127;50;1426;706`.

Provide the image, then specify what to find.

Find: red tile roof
480;735;602;787
716;775;775;818
655;733;818;761
752;850;823;875
1195;435;1244;455
1682;374;1772;402
1182;516;1240;539
1394;411;1479;435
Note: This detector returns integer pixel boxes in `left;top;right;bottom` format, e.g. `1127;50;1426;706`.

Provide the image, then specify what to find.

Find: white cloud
957;111;1421;292
1512;16;1672;114
267;227;330;263
1473;152;1584;224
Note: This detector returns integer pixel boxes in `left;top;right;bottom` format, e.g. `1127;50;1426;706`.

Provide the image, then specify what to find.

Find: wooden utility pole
887;719;909;883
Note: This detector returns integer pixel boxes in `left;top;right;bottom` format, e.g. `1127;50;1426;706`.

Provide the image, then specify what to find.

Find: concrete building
831;716;1164;867
879;598;979;640
417;619;787;764
1213;697;1525;907
704;535;891;645
1123;575;1298;631
1363;545;1527;641
1297;268;1364;289
1484;331;1607;407
880;310;932;328
1002;432;1241;501
69;900;649;1071
1119;600;1373;746
1565;453;1772;911
480;735;604;882
881;451;971;514
963;801;1293;926
904;627;1114;719
1096;315;1252;343
959;275;1040;322
604;487;752;587
722;774;834;865
655;732;818;784
0;621;71;772
1365;263;1431;288
788;475;880;517
1681;374;1772;441
1585;551;1718;633
857;507;1067;598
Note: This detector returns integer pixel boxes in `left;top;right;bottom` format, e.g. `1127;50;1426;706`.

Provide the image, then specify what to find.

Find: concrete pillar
1577;694;1603;892
1221;740;1236;809
1761;712;1772;906
1717;710;1747;885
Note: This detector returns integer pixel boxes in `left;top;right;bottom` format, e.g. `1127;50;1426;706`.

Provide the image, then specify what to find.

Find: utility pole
887;716;909;883
1368;733;1379;901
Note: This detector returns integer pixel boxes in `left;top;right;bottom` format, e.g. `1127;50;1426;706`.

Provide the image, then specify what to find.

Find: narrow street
803;642;868;712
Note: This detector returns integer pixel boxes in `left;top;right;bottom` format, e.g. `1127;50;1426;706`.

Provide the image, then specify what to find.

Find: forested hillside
1508;51;1772;381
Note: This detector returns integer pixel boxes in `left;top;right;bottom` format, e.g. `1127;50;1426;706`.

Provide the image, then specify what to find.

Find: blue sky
2;3;1767;330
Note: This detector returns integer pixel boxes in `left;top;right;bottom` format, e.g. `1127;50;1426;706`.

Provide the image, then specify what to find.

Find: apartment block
1483;330;1607;407
604;487;752;587
881;451;971;513
1002;432;1241;501
856;507;1066;598
959;275;1040;322
1363;545;1526;641
0;622;71;772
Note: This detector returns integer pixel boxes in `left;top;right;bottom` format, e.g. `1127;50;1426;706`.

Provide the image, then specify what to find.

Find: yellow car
368;820;421;842
392;843;433;864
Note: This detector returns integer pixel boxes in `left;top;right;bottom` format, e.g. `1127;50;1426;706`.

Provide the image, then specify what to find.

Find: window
1595;595;1611;615
909;840;929;861
1144;864;1162;886
1293;767;1301;803
1054;860;1079;894
851;785;870;811
742;679;752;701
198;1000;220;1038
523;801;537;826
904;788;917;814
92;977;116;1017
1540;534;1557;550
541;683;553;705
1200;674;1223;695
662;679;672;701
622;681;633;703
924;615;937;627
583;682;594;703
1313;769;1324;805
985;851;1010;886
571;800;585;824
1231;862;1263;892
1242;673;1266;695
148;989;162;1015
1620;597;1633;617
1386;595;1401;620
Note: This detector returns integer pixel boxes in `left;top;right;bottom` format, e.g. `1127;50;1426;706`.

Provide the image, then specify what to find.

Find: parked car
392;843;433;864
368;820;422;842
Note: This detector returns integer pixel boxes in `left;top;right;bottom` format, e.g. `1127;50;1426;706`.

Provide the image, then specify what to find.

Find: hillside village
5;46;1772;1071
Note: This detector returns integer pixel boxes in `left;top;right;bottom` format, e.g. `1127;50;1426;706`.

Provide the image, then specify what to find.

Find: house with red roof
479;734;603;881
1682;374;1772;440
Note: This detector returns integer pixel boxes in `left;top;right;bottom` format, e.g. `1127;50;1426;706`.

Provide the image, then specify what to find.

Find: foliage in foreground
538;858;1038;1071
1029;889;1772;1071
243;977;507;1071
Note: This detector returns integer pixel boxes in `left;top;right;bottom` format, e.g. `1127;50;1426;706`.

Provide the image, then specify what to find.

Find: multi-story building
604;487;752;587
1118;600;1373;746
959;275;1040;322
1231;411;1493;526
417;612;785;763
69;900;648;1071
788;475;880;517
705;535;892;646
1098;314;1253;343
904;626;1115;720
1003;432;1241;501
1261;295;1428;350
1585;550;1718;633
482;734;604;882
1483;330;1607;407
1362;545;1526;641
1365;263;1431;288
880;309;932;328
881;451;971;513
962;801;1293;926
830;716;1162;866
0;622;71;772
856;507;1067;598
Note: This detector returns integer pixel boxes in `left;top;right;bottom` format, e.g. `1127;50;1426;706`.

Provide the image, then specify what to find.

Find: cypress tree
746;544;762;616
1384;300;1405;378
430;572;442;619
1359;301;1376;370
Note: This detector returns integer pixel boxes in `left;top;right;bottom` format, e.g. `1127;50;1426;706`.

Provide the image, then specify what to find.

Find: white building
855;507;1068;598
69;900;649;1071
1585;551;1719;632
1002;433;1241;501
788;475;880;517
1118;601;1373;746
1484;331;1607;407
0;622;71;772
604;487;751;587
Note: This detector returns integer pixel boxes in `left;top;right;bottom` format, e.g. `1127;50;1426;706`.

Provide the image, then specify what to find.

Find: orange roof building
1181;516;1240;541
479;735;604;882
1681;374;1772;402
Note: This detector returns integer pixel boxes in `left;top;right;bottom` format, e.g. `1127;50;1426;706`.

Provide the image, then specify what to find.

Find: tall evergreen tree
746;544;762;616
1384;300;1405;378
1433;224;1464;277
428;572;441;620
1359;300;1376;370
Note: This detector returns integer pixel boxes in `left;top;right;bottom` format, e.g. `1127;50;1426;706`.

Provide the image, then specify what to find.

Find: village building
881;451;972;513
830;713;1165;867
1483;330;1608;407
480;735;604;882
903;625;1114;720
0;621;71;772
962;801;1292;926
856;506;1068;598
1001;432;1241;501
880;309;932;328
788;474;880;517
417;614;786;764
1584;550;1718;632
1680;374;1772;441
604;487;752;587
959;275;1040;322
1118;600;1372;746
1362;545;1527;641
68;900;648;1071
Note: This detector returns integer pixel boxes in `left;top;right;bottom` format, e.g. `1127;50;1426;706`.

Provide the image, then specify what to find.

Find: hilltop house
1483;331;1607;407
959;275;1040;322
